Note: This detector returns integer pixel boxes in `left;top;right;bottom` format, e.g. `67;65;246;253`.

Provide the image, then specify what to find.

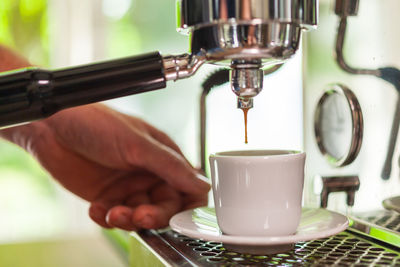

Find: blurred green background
0;0;57;242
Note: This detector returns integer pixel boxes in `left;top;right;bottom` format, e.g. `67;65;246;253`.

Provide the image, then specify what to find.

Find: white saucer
383;196;400;213
170;207;348;254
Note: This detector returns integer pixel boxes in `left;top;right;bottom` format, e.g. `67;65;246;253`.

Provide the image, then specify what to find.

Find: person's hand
0;46;210;231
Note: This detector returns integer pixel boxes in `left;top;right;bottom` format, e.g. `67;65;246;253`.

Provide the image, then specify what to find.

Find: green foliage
0;0;49;66
0;0;54;196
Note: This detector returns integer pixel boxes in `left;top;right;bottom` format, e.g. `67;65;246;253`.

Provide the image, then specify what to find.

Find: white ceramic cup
209;150;306;236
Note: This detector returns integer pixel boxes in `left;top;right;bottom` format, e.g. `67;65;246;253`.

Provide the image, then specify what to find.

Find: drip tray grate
149;230;400;266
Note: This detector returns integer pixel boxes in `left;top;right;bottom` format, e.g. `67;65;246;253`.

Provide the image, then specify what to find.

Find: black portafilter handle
0;51;166;128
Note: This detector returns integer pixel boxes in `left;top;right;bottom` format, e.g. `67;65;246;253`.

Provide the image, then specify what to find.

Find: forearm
0;104;105;152
0;45;30;72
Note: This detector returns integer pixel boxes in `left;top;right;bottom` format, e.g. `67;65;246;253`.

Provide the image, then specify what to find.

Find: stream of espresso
241;108;249;144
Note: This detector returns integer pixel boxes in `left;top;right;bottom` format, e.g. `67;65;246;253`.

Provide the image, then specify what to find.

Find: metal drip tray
353;210;400;233
133;229;400;266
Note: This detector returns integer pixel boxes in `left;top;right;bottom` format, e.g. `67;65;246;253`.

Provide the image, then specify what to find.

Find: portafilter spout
231;60;263;109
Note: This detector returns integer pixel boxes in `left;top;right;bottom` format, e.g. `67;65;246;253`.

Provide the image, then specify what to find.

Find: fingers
132;201;183;229
108;193;151;229
90;183;208;231
43;104;210;196
125;192;150;207
132;184;182;229
130;139;211;195
182;193;209;210
90;193;150;230
106;206;137;231
92;174;158;203
118;112;211;196
90;184;183;230
89;202;112;229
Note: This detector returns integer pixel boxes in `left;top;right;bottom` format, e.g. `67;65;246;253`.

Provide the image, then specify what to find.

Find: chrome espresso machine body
3;0;400;265
111;1;400;266
302;0;400;260
0;0;315;127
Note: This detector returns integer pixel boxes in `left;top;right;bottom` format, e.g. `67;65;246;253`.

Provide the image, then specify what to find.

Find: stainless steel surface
314;84;363;167
237;97;254;109
189;23;303;64
231;60;263;109
383;196;400;214
134;229;400;266
353;210;400;234
304;0;400;212
319;176;360;208
332;1;400;181
178;0;318;31
176;0;317;109
350;210;400;248
162;54;206;81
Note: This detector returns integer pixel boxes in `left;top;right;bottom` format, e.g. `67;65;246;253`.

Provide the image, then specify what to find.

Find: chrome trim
130;228;400;265
230;67;263;98
314;84;363;167
162;54;206;81
176;0;317;108
349;210;400;249
190;22;302;64
237;97;254;109
383;196;400;213
178;0;318;31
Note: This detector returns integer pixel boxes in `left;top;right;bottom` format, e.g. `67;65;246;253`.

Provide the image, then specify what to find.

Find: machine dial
314;84;363;167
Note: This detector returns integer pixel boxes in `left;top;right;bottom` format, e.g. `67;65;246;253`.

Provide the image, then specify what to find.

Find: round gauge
314;84;363;167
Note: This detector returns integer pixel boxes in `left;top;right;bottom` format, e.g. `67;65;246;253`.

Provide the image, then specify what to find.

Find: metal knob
318;175;360;208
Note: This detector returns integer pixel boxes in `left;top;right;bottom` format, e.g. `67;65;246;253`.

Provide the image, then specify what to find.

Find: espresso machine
0;0;315;127
108;1;400;266
3;0;400;265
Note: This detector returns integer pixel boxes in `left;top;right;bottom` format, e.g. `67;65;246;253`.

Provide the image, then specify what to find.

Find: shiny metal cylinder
162;54;205;81
176;0;318;109
190;23;302;64
231;60;263;109
231;67;263;100
178;0;318;31
177;0;318;64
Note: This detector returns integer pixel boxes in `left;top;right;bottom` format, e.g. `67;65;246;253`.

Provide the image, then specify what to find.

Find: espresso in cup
209;150;306;236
